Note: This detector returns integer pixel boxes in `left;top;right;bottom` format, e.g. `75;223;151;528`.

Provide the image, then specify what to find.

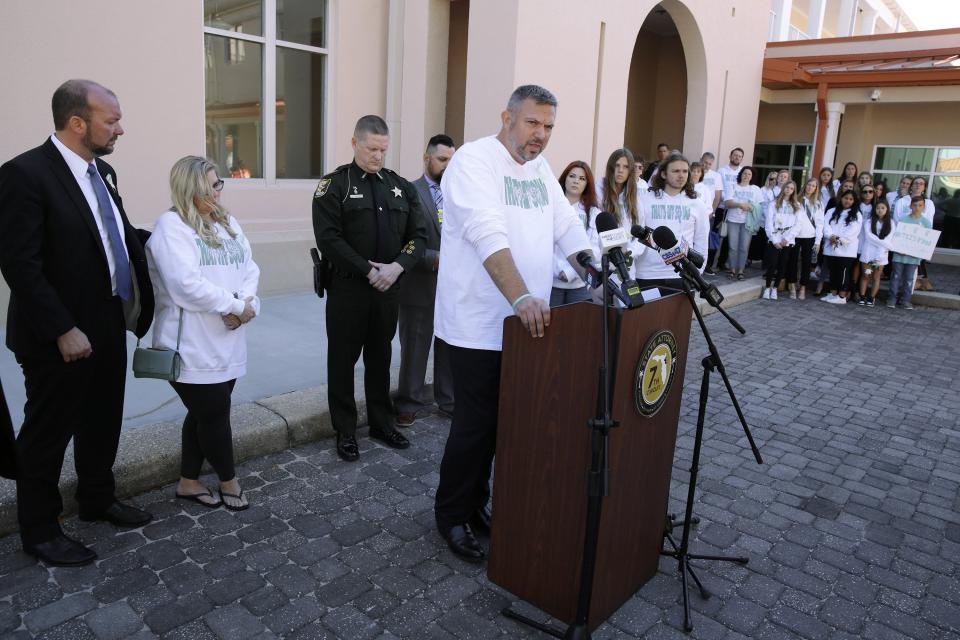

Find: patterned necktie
430;183;443;224
86;163;132;300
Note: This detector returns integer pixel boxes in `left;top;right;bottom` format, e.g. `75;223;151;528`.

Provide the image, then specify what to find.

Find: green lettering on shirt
648;203;691;223
503;176;549;210
195;236;247;270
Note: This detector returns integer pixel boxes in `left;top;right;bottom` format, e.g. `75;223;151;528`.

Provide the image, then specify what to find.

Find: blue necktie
87;163;132;300
430;183;443;224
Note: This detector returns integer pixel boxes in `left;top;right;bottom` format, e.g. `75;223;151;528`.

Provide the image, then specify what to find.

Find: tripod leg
680;559;693;632
684;559;711;599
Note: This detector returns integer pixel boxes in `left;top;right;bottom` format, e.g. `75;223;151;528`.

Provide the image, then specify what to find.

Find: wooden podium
487;292;692;630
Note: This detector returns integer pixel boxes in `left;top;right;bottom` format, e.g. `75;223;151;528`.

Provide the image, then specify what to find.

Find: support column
837;0;859;37
814;100;845;171
857;8;879;35
807;0;827;39
771;0;794;41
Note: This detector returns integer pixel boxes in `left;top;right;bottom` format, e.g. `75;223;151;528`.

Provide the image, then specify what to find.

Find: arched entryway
624;7;687;167
623;1;708;167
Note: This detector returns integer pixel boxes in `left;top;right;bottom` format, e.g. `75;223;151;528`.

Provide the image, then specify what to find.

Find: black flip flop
176;488;221;508
219;488;249;512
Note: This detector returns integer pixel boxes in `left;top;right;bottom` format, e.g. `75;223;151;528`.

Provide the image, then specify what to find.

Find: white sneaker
820;293;835;302
770;289;778;300
828;296;847;305
761;288;771;299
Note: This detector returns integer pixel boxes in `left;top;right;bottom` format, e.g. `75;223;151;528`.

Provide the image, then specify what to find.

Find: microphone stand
503;255;619;640
660;268;762;633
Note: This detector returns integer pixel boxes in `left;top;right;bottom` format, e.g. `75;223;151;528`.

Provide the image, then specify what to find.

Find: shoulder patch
314;178;332;198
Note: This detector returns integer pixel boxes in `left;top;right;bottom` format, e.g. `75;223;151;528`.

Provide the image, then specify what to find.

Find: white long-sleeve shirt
635;190;710;280
434;135;591;351
147;211;261;383
860;217;896;265
553;202;600;290
822;208;863;258
796;197;825;244
765;202;802;246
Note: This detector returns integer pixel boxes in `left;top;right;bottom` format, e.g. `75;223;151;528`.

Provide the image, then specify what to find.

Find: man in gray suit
396;135;457;426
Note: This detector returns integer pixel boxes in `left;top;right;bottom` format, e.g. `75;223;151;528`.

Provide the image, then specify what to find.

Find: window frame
752;142;813;187
203;0;332;185
871;144;960;255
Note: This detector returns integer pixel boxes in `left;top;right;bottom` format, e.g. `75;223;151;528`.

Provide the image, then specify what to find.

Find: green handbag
132;309;183;381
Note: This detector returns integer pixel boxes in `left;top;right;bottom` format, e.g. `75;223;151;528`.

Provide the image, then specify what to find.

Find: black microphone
576;251;631;307
651;226;724;307
630;224;655;244
594;212;633;284
648;226;705;269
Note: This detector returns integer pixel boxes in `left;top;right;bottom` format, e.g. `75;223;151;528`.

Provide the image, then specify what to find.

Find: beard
83;129;115;157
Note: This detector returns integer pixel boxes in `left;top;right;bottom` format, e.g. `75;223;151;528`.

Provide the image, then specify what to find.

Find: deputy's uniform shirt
312;161;427;281
434;135;591;351
635;189;710;280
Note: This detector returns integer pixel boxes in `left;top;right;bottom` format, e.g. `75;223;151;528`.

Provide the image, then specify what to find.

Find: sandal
219;487;249;511
737;273;745;281
176;488;221;508
727;272;735;280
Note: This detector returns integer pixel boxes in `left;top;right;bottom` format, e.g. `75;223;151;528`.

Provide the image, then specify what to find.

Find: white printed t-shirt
434;136;591;351
635;190;711;281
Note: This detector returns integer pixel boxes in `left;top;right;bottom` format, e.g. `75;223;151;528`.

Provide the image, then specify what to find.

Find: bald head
51;79;123;161
52;79;115;131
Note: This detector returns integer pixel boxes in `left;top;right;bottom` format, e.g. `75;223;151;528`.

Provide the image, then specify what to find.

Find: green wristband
511;293;532;311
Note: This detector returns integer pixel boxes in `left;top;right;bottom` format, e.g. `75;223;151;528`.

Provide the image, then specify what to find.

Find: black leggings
827;256;856;293
787;237;815;286
171;379;237;481
763;243;790;287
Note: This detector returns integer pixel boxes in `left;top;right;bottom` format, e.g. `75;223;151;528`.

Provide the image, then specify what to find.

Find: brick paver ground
1;296;958;639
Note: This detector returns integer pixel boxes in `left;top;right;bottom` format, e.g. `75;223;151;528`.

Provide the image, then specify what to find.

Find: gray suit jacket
399;176;442;307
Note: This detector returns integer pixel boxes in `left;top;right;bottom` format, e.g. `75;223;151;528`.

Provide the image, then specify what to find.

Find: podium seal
635;330;678;417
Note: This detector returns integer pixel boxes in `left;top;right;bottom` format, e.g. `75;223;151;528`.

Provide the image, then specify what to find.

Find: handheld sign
889;224;940;261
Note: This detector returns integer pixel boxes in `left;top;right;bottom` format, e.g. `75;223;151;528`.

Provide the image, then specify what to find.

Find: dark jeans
171;379;238;481
827;256;857;292
550;286;590;307
434;342;501;531
787;237;815;286
763;242;791;287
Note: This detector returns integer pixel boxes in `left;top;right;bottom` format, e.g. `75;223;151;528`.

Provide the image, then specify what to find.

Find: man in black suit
0;79;155;566
395;135;456;427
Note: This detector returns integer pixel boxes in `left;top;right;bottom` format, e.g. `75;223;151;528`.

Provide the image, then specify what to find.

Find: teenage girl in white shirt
857;199;894;307
788;178;824;300
551;161;601;306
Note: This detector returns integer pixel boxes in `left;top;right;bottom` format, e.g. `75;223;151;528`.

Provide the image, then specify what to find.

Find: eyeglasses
862;189;874;194
212;179;225;192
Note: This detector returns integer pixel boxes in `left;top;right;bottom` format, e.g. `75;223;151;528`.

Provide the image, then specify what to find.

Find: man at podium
432;85;594;562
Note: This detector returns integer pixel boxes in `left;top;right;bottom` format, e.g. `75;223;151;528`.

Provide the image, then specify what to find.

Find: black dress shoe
336;434;360;462
439;523;485;563
78;501;152;528
23;534;96;567
469;505;492;536
369;426;410;449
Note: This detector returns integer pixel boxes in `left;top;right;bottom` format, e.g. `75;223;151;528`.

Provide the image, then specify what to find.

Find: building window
203;0;328;181
872;146;960;250
753;143;812;187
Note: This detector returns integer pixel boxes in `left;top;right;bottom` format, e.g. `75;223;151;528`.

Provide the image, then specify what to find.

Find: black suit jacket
399;176;442;307
0;378;14;479
0;138;154;360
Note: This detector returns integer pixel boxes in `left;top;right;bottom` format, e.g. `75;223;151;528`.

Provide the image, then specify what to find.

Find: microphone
576;251;631;307
630;224;655;244
651;226;724;307
595;212;634;284
650;227;705;269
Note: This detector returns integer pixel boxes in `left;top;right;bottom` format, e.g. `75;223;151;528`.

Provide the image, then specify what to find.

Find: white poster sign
888;224;941;261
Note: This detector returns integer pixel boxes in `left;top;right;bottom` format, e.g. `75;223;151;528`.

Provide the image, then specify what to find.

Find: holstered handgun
310;248;329;298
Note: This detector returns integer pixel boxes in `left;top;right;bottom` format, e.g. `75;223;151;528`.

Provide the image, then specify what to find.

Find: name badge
349;194;364;199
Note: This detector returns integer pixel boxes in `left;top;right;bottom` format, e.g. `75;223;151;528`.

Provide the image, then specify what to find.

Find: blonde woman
761;181;802;300
146;157;260;510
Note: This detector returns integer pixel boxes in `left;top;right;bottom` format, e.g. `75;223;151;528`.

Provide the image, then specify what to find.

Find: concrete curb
2;274;954;538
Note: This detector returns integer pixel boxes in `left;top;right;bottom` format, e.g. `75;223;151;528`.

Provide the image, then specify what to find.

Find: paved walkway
0;297;959;639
